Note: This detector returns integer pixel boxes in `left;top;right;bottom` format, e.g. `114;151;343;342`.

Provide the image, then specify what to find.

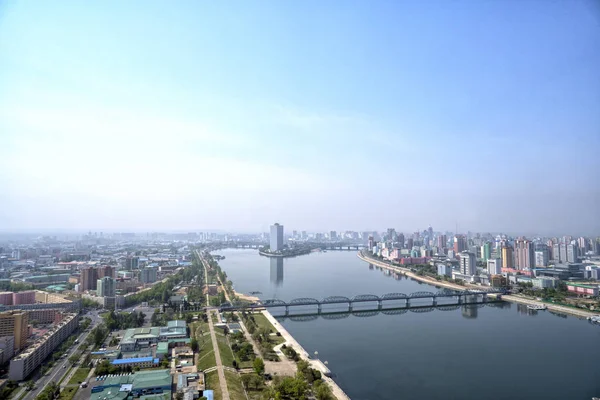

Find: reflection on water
461;304;478;319
270;257;284;286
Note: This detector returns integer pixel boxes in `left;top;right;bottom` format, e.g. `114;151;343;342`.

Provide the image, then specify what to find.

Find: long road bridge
219;288;508;313
276;301;510;321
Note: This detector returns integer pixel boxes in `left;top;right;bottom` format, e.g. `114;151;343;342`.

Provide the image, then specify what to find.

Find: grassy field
206;371;223;400
68;367;91;385
224;370;247;400
252;313;285;344
215;333;235;368
58;386;78;400
197;335;217;371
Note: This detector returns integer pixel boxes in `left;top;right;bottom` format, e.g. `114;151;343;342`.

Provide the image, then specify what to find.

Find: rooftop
91;370;172;400
111;357;159;365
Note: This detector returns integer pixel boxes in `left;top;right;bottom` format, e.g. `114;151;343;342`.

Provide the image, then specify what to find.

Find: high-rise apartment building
453;235;467;254
397;233;405;248
567;244;579;263
487;258;502;275
329;231;337;241
12;291;35;305
502;246;514;269
406;238;414;250
0;311;29;350
515;238;535;270
98;265;114;279
140;267;158;284
367;236;375;251
270;223;284;252
481;242;492;262
80;267;98;292
0;292;13;305
386;228;396;241
559;244;568;264
125;256;139;270
437;235;447;251
459;251;476;276
97;277;116;297
535;251;548;267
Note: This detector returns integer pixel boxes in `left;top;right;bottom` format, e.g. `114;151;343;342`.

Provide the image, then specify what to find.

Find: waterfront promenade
357;252;597;319
262;310;351;400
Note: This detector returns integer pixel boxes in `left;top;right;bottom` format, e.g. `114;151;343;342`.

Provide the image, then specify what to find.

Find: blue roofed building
110;357;159;369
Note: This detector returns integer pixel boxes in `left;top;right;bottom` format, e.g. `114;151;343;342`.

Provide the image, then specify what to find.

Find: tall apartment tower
96;277;116;297
437;235;447;252
0;311;29;350
80;267;98;292
459;251;476;276
567;244;579;263
502;246;514;269
453;235;467;254
270;223;284;252
98;265;114;279
515;238;535;270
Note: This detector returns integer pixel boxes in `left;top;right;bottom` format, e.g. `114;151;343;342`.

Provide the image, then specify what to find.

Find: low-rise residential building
9;313;78;380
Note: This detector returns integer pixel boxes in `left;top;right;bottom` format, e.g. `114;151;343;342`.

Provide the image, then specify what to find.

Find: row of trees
102;310;145;330
240;313;279;361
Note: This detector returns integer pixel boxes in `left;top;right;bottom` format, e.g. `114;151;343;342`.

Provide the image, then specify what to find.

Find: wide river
213;249;600;400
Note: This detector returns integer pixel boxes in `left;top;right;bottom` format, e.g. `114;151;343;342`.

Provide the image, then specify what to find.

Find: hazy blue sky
1;1;599;235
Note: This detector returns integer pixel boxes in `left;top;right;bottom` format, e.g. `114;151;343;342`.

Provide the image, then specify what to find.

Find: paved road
198;250;231;400
19;311;102;400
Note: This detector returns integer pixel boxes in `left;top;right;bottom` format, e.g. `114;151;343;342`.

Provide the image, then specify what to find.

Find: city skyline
1;1;599;234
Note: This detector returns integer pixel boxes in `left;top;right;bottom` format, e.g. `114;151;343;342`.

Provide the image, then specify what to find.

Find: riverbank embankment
261;310;351;400
357;252;598;319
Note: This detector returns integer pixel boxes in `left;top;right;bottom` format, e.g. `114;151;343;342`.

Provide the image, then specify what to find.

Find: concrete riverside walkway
262;310;351;400
358;252;598;319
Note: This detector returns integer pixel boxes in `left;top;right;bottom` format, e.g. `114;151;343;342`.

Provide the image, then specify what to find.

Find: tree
253;357;265;376
69;354;80;365
314;380;333;400
240;374;252;389
190;338;199;352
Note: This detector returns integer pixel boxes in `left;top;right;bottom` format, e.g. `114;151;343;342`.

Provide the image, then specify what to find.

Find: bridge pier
405;299;410;308
432;297;437;306
285;305;289;315
348;303;353;312
482;293;488;303
457;296;462;305
317;303;322;313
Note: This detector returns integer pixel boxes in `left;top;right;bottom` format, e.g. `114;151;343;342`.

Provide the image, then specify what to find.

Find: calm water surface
213;249;600;400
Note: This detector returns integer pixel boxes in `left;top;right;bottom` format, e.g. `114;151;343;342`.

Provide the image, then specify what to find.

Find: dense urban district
0;225;599;400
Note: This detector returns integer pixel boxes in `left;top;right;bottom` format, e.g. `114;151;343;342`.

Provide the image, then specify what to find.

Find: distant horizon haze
1;1;598;235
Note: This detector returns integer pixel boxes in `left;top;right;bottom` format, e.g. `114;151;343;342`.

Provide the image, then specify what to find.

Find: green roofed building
91;370;172;400
156;342;169;359
120;327;161;352
119;321;187;352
